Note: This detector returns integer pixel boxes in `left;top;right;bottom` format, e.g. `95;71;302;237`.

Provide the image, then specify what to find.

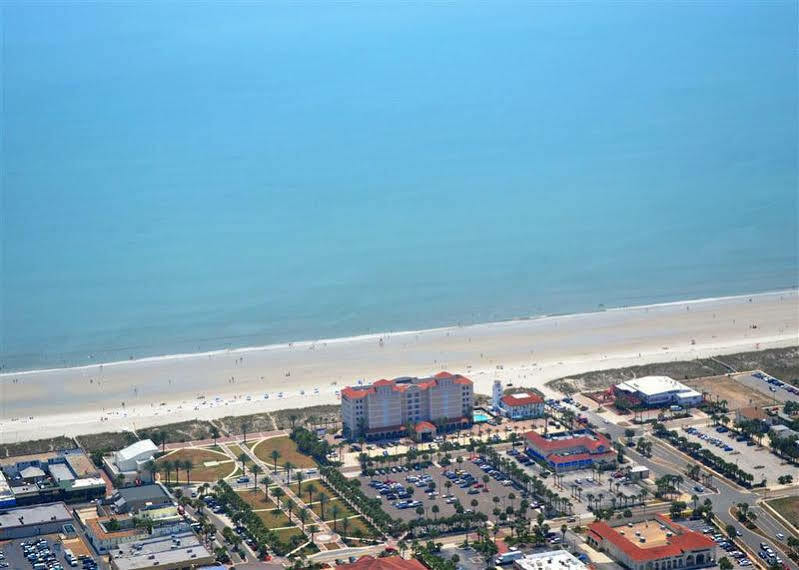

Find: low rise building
586;515;716;570
0;471;15;508
0;449;105;506
109;532;214;570
335;555;426;569
104;440;158;485
499;391;546;420
614;377;703;408
514;550;586;570
0;502;73;540
524;429;616;472
111;484;172;514
82;505;187;553
770;424;799;441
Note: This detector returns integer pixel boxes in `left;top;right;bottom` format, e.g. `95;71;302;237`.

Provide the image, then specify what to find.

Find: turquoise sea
2;2;797;372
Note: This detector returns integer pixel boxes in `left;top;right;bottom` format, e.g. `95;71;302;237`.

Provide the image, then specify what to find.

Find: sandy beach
1;290;796;443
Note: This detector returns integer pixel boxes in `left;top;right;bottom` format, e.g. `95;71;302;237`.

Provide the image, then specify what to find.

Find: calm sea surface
2;2;797;371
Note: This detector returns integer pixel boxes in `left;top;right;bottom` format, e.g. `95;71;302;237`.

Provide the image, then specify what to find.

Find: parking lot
681;425;799;480
678;519;754;567
734;372;799;404
0;536;98;570
360;456;536;523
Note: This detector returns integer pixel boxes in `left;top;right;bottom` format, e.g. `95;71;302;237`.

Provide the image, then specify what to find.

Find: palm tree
295;471;305;496
331;504;340;531
432;505;440;520
318;493;329;520
341;516;351;537
238;452;248;469
251;464;262;489
299;507;309;530
285;499;295;521
284;461;295;484
241;419;252;444
173;461;181;483
270;450;281;473
306;483;317;505
183;460;194;485
272;487;284;509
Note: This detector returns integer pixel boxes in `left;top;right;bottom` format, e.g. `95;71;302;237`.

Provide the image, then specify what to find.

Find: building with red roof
334;555;427;570
586;515;716;570
341;372;474;440
523;429;616;472
498;390;545;420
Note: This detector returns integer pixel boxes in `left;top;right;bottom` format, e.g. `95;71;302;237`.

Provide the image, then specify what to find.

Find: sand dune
0;290;796;443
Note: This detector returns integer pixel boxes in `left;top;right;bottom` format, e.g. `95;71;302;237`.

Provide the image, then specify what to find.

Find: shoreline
0;289;796;443
2;288;795;378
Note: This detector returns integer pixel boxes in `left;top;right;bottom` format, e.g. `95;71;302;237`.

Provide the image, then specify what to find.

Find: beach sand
1;290;796;443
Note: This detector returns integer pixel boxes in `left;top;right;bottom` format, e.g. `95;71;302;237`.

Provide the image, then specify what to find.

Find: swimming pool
473;411;491;423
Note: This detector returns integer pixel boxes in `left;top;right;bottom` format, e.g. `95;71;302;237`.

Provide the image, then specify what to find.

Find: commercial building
0;449;105;506
524;429;615;472
341;372;473;440
613;377;703;408
111;484;172;514
82;506;188;553
104;440;158;485
0;471;15;508
513;550;586;570
0;502;73;540
586;515;716;570
770;424;799;441
109;532;214;570
498;391;546;420
335;555;426;569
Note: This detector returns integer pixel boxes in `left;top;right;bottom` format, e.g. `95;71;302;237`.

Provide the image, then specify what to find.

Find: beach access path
0;290;796;444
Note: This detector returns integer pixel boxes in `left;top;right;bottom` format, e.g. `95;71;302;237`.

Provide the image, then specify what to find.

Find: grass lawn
339;516;378;538
236;489;274;510
255;508;292;528
253;436;315;469
227;443;250;463
275;526;305;543
311;498;356;520
768;496;799;528
157;448;234;482
325;543;340;549
288;478;335;500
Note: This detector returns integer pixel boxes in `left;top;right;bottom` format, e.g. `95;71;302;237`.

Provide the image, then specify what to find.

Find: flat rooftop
613;520;671;548
110;532;212;570
0;502;72;529
516;550;586;570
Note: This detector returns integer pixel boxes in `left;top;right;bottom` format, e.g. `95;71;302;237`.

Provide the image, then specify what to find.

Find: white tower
492;380;503;411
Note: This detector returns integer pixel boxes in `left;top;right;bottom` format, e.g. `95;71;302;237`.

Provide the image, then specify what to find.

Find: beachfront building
341;372;473;440
523;429;615;472
81;506;188;553
103;439;158;486
613;377;703;408
110;484;172;514
0;449;105;506
586;515;716;570
498;391;546;420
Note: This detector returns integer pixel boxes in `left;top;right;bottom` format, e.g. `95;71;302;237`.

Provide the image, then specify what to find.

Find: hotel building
586;515;716;570
341;372;473;440
498;391;546;420
524;429;616;472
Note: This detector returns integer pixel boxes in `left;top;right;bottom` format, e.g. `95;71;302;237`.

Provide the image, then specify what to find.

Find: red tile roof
524;430;611;453
335;555;426;570
343;373;472;397
415;421;436;432
341;387;375;399
588;517;715;562
548;452;614;464
501;392;544;406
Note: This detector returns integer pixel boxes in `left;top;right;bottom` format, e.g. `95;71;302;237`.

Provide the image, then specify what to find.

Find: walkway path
240;441;347;551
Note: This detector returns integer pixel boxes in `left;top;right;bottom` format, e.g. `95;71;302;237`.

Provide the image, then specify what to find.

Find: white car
776;533;785;540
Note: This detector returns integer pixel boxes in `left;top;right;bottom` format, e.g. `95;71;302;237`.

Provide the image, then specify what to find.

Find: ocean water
2;2;797;372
